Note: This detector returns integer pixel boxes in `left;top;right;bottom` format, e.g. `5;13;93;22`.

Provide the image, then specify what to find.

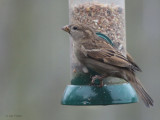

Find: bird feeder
61;0;138;105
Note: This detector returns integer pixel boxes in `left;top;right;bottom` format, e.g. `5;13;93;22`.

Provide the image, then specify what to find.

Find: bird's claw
91;75;104;87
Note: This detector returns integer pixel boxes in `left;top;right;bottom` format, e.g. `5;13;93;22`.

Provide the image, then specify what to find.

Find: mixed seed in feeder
71;2;126;55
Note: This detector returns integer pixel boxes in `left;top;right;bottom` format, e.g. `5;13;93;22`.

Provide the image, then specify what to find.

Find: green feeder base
61;83;138;105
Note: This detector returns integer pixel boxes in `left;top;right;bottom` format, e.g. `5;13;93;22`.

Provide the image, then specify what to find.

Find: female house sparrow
62;24;153;107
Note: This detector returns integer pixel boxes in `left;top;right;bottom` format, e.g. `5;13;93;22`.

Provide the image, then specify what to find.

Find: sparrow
62;24;153;107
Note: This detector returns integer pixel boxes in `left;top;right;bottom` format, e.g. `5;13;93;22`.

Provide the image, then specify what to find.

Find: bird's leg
91;75;106;87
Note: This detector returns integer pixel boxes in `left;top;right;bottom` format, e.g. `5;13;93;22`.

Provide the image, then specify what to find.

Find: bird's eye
73;26;78;30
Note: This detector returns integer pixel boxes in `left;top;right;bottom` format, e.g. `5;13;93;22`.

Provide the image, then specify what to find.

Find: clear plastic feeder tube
61;0;138;106
69;0;127;85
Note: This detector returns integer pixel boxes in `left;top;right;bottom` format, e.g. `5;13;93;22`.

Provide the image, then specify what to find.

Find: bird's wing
127;52;142;72
82;39;135;70
95;32;142;71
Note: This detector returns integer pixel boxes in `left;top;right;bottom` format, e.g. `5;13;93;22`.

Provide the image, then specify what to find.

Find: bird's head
62;24;95;41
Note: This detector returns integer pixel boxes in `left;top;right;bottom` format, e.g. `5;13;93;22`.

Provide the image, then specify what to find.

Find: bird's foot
91;75;104;87
73;69;76;73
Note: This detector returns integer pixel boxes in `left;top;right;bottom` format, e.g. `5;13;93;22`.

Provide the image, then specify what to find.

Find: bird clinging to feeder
62;24;153;107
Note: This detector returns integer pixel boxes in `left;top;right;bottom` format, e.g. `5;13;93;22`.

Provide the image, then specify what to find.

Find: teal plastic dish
61;83;138;105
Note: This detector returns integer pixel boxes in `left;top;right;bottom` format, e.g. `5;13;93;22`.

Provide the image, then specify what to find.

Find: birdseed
70;2;126;56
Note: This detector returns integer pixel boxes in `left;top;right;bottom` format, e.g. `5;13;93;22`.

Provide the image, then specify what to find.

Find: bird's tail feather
130;77;153;107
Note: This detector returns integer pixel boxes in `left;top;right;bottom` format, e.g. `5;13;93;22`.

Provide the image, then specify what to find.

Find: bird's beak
62;25;70;34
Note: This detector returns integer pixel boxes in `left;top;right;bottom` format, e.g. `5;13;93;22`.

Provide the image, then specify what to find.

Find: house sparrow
62;24;153;107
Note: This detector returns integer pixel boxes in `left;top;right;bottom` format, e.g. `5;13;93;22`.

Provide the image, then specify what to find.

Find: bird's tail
129;75;153;107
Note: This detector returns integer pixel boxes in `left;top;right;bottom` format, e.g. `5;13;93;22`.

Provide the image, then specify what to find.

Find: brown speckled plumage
62;24;153;107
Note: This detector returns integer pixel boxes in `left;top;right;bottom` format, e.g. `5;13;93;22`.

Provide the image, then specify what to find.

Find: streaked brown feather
127;52;142;72
81;37;134;70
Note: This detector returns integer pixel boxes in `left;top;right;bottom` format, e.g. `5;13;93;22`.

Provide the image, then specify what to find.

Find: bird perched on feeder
62;23;153;107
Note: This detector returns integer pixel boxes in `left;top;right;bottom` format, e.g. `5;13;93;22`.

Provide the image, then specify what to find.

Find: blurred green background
0;0;160;120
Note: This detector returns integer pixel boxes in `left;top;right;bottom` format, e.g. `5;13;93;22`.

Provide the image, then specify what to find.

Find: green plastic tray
61;83;138;105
